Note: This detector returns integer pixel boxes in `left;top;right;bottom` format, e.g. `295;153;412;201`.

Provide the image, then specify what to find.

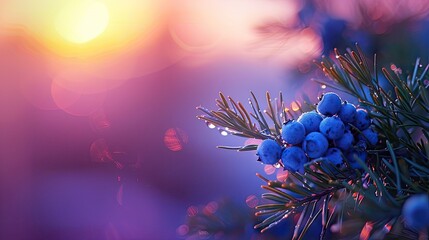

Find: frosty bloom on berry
281;146;307;173
334;130;354;151
358;128;379;146
297;111;323;133
354;108;371;130
319;116;345;140
281;120;306;145
303;132;328;158
256;139;282;164
338;102;357;123
402;194;429;230
317;92;342;116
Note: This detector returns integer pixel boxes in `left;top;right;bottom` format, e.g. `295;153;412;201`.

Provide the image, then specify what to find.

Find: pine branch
197;44;429;239
197;92;304;147
313;44;429;238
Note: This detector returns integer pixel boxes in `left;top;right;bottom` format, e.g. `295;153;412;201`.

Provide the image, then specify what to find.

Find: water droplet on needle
206;121;216;129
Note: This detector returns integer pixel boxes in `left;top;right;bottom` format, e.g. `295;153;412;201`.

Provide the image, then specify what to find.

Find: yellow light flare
55;1;109;44
2;0;162;58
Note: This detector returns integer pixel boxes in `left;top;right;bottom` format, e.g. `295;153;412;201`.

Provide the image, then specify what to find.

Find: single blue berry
358;128;378;146
403;194;429;230
317;92;342;116
281;120;306;145
319;116;345;140
338;102;356;123
281;146;307;173
325;148;343;167
303;132;329;158
297;111;323;133
256;139;282;164
353;108;371;130
346;150;367;169
334;130;354;151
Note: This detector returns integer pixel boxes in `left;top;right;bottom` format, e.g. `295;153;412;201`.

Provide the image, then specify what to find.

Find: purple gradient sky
0;1;328;239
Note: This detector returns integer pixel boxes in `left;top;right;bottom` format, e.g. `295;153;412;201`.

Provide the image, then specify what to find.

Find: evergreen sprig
197;44;429;239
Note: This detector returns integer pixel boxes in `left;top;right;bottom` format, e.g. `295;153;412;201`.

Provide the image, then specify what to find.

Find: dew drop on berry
273;162;282;169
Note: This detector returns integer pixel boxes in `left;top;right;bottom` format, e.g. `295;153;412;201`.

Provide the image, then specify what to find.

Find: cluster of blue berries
256;92;378;173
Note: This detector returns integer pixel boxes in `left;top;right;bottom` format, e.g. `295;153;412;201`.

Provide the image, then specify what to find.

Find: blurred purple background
1;0;429;239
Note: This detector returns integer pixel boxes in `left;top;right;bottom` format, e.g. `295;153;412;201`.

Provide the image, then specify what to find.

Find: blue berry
346;150;367;169
281;120;306;145
303;132;329;158
355;140;367;151
353;109;371;130
338;102;356;123
297;111;323;133
358;128;378;146
281;146;307;173
334;130;354;151
325;148;343;167
319;116;345;140
256;139;282;164
317;92;342;116
403;194;429;230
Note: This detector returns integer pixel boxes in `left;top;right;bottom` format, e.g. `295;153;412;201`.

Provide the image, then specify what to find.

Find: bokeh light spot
276;169;289;182
164;127;189;152
264;165;276;175
176;224;189;236
244;138;263;146
291;101;301;112
90;138;113;163
203;201;218;215
246;195;259;208
360;222;373;240
187;206;198;217
51;81;81;110
90;139;123;168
